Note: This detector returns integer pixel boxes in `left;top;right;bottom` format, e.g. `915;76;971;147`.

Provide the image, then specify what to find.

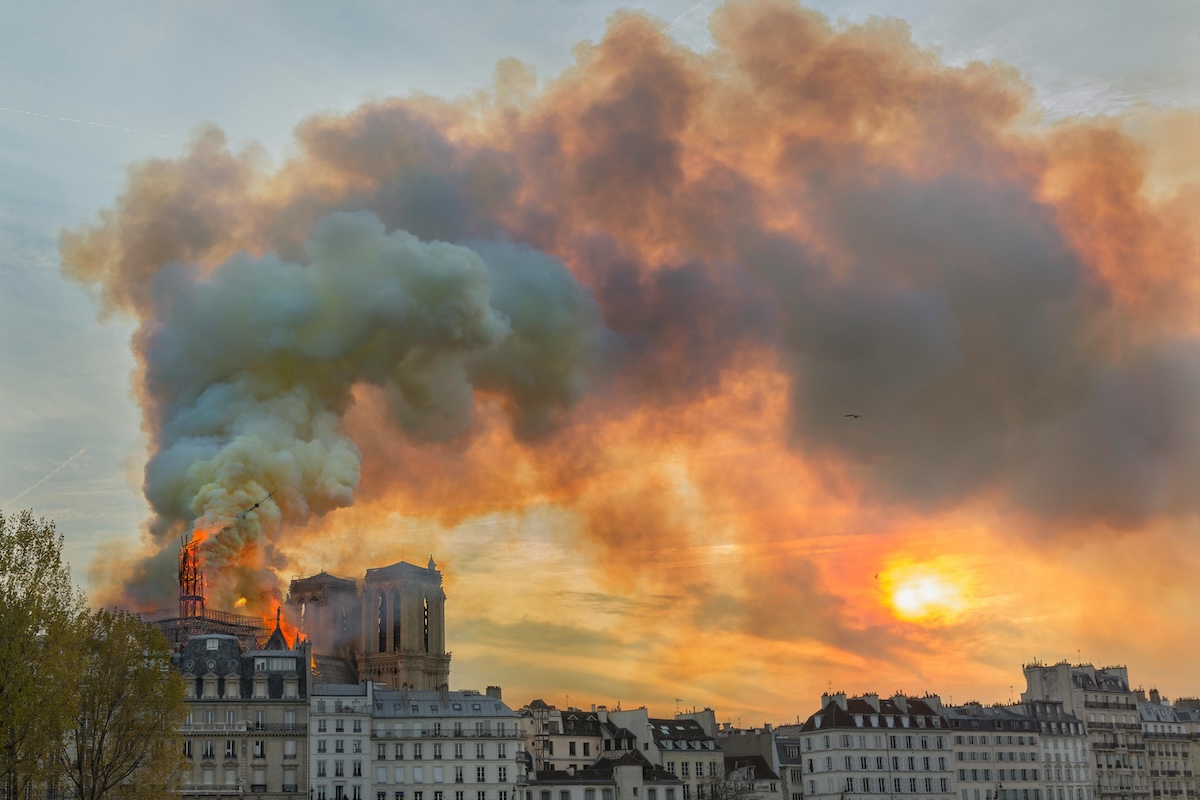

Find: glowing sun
885;567;966;623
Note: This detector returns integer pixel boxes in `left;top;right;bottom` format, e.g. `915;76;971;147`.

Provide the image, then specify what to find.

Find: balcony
283;785;299;792
284;754;298;760
182;785;242;795
251;785;268;793
183;722;249;733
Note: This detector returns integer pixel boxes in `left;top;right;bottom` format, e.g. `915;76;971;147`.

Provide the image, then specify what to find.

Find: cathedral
285;557;451;689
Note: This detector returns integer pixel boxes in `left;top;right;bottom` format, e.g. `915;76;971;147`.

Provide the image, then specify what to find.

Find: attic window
453;704;462;710
206;639;219;650
473;704;482;711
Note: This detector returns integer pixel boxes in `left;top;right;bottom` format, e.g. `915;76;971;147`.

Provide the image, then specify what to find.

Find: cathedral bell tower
360;557;451;689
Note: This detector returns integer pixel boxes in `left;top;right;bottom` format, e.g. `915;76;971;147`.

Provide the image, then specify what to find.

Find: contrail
668;1;710;28
2;447;90;509
0;105;184;141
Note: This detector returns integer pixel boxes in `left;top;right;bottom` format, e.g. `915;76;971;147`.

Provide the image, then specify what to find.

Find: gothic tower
360;557;451;689
286;571;361;657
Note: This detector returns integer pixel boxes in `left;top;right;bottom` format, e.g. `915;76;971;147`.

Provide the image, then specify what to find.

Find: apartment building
177;623;310;799
793;692;955;800
1023;662;1147;800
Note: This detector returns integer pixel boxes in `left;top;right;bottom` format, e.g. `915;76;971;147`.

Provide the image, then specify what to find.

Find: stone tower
286;571;361;657
360;557;451;689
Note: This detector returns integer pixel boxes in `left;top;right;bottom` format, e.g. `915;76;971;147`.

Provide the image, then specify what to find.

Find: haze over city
2;0;1198;724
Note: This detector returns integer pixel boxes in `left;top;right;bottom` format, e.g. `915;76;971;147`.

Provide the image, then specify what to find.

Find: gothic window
378;593;387;652
393;591;402;651
423;597;430;652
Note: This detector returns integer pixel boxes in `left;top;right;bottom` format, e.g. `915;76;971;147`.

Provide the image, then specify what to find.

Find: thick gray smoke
124;212;604;610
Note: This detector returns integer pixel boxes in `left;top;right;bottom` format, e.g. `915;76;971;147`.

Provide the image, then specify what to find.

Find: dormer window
207;639;219;650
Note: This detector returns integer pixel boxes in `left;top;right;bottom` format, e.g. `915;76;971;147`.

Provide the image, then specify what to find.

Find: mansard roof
649;718;714;744
372;688;517;719
726;754;780;781
799;695;947;732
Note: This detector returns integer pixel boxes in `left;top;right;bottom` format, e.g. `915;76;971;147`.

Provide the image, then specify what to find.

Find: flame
234;597;247;608
265;601;302;648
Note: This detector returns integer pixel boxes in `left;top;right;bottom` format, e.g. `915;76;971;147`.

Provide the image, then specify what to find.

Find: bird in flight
844;414;861;419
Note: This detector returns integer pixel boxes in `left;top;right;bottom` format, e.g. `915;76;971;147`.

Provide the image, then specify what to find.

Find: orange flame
265;600;302;649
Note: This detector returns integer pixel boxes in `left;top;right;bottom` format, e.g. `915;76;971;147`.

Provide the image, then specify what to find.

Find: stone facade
176;626;310;800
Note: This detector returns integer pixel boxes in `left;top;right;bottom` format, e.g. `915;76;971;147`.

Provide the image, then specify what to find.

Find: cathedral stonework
286;557;451;689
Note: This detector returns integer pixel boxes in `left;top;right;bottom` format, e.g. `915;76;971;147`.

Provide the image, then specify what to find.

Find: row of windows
956;768;1040;782
809;735;949;751
665;762;720;778
809;756;950;772
956;736;1039;747
183;739;296;759
319;764;510;784
318;719;364;733
186;709;298;727
542;741;591;757
368;722;515;737
315;788;510;800
809;776;952;794
960;788;1092;800
957;752;1040;762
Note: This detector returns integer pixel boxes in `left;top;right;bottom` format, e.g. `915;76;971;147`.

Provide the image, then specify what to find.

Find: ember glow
61;0;1200;720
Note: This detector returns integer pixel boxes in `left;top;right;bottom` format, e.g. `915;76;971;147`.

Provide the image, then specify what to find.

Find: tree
0;511;87;800
703;764;762;800
56;609;189;800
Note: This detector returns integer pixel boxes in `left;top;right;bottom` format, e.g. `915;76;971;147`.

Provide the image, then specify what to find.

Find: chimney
1150;689;1161;705
487;686;503;701
891;694;908;714
863;693;881;713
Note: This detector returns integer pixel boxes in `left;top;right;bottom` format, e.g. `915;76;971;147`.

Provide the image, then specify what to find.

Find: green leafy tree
56;609;189;800
0;511;87;800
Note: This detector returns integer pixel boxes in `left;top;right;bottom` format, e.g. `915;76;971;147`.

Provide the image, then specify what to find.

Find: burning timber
141;533;267;650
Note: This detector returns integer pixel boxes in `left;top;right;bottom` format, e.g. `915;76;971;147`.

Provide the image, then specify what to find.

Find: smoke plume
63;0;1198;650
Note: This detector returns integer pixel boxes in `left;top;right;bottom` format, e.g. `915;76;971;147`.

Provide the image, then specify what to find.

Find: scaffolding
141;532;267;651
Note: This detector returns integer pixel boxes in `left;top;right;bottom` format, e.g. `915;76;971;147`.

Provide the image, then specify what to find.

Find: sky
1;0;1198;725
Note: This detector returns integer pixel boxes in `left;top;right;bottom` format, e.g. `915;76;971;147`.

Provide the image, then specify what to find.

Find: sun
883;563;966;623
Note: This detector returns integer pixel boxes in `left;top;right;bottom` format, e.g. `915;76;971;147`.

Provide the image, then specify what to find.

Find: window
456;768;465;783
415;745;424;760
456;745;464;760
477;767;487;782
207;639;219;650
184;740;193;759
354;761;363;777
355;720;363;733
317;761;327;777
337;720;345;733
435;745;443;760
335;761;345;777
337;741;345;754
499;744;507;760
319;720;328;733
499;767;507;782
683;763;690;778
477;744;486;759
